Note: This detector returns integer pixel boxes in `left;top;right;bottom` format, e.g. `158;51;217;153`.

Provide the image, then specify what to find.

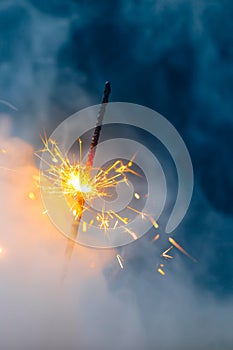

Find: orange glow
169;237;197;263
149;216;159;229
37;136;158;242
158;268;165;276
82;221;87;233
161;246;173;259
89;261;95;269
28;192;36;200
152;233;160;242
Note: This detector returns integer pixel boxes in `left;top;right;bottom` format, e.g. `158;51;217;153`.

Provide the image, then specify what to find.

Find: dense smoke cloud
0;129;232;350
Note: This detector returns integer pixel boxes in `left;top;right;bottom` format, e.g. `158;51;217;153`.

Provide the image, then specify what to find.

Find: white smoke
0;119;233;350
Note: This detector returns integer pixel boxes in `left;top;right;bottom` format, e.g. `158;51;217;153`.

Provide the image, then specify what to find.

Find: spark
134;192;140;200
149;216;159;229
158;268;165;276
169;237;197;263
127;205;146;219
28;192;36;200
38;136;159;244
116;254;124;269
97;210;110;232
161;246;173;259
109;210;128;224
82;221;87;233
123;227;138;240
127;205;159;229
152;233;160;242
113;220;119;229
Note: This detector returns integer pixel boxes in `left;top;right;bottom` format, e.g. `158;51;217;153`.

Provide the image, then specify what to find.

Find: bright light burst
37;136;150;237
0;137;197;276
36;136;197;276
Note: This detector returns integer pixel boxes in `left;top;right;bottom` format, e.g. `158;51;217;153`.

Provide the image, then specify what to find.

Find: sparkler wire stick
63;82;111;275
86;81;111;169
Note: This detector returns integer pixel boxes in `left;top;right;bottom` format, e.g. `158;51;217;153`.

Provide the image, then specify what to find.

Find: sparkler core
38;136;145;235
67;171;92;194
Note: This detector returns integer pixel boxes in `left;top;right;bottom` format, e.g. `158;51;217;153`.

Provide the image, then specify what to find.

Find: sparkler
38;135;142;235
70;81;111;242
38;82;145;277
0;136;196;279
86;81;111;170
35;83;197;278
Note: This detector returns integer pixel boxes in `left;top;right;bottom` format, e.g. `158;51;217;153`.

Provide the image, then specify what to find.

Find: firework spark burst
35;135;197;277
37;135;151;241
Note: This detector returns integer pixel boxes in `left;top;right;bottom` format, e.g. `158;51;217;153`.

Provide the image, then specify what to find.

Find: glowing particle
161;246;173;259
110;210;128;224
82;221;87;233
107;211;114;219
0;246;3;254
73;209;77;216
1;148;6;154
116;254;124;269
42;209;48;215
134;192;140;200
152;233;160;242
169;237;197;263
89;219;94;226
33;174;39;182
127;205;146;219
28;192;36;200
123;227;138;240
158;268;165;276
113;220;118;229
149;216;159;229
96;212;110;231
128;161;132;167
